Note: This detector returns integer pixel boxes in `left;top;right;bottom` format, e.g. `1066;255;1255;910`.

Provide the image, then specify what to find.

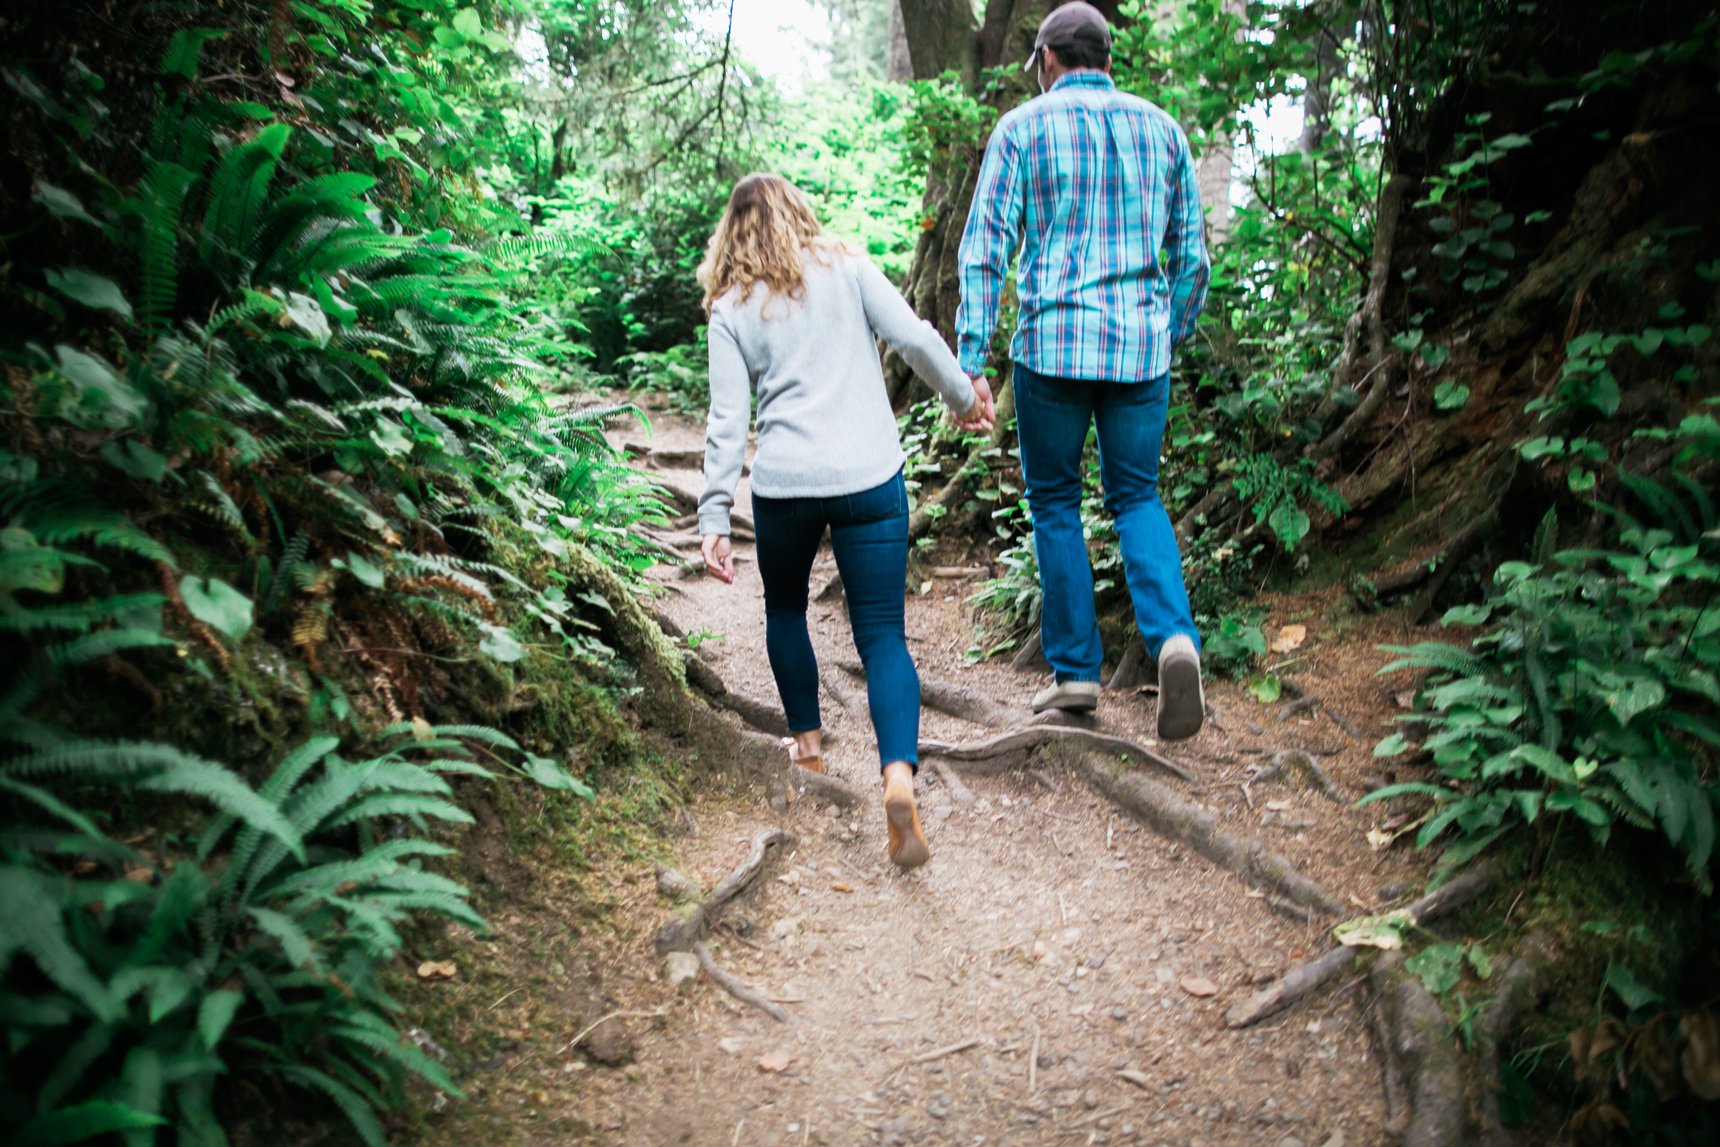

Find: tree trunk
886;0;913;82
1296;24;1343;153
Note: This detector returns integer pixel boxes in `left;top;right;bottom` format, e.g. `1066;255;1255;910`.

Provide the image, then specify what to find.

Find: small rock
1179;976;1219;997
1168;931;1189;944
1278;1138;1306;1147
757;1049;793;1072
582;1017;635;1065
1118;1123;1138;1138
1083;1089;1099;1109
1360;777;1388;793
927;1092;952;1120
718;1036;746;1055
665;950;700;989
1319;1133;1346;1147
1110;1008;1128;1021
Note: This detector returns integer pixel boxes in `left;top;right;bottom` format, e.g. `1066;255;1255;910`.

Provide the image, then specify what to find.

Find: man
954;1;1210;739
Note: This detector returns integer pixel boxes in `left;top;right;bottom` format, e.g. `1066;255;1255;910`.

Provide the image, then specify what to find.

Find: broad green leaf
1604;963;1663;1011
1405;943;1464;994
1419;343;1451;369
1334;910;1413;949
1441;604;1492;626
1606;678;1664;726
32;180;103;225
1433;380;1469;411
478;623;524;663
334;551;386;588
1268;501;1310;549
1373;732;1411;757
520;753;595;798
55;345;147;430
1248;674;1281;703
44;268;132;319
179;576;253;641
100;440;168;483
283;292;331;346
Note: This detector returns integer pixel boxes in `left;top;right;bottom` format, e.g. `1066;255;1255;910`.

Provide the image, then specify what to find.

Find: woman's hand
953;375;996;432
701;534;735;584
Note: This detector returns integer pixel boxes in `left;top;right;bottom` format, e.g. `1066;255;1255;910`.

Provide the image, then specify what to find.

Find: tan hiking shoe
884;773;930;870
1031;679;1101;713
1156;634;1204;741
782;737;824;774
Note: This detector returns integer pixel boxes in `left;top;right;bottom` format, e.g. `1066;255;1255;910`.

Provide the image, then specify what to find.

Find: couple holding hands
693;4;1210;871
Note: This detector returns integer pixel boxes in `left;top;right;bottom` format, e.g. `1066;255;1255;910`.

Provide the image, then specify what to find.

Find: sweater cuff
698;510;731;537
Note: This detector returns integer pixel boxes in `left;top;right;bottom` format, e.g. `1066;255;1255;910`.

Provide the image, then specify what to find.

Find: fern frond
138;160;197;335
1376;641;1490;678
262;531;309;615
0;594;167;634
10;1101;166;1145
190;471;253;541
0;867;121;1021
323;794;472;830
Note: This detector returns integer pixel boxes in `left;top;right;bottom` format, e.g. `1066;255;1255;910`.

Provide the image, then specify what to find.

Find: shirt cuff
698;510;731;537
957;338;987;378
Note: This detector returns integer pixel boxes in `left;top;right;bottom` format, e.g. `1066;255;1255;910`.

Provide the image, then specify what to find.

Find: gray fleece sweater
697;252;976;536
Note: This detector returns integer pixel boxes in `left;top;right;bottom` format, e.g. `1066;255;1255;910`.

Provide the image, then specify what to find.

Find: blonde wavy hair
697;173;855;315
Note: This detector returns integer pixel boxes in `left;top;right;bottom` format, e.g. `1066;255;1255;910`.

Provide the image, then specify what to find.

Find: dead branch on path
836;659;1022;729
655;828;796;956
1223;861;1495;1028
693;941;789;1023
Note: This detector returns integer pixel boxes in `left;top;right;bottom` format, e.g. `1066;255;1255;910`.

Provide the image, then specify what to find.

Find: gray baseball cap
1023;2;1113;71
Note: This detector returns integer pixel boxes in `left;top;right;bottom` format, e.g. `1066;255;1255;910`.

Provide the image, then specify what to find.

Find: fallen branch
1276;694;1321;722
1248;749;1344;804
1075;755;1342;916
923;726;1196;783
1223;861;1495;1028
655;828;797;956
693;940;790;1023
911;1038;980;1064
819;666;868;720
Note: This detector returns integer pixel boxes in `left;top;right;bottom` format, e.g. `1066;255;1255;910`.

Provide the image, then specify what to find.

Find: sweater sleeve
698;308;750;537
855;257;977;415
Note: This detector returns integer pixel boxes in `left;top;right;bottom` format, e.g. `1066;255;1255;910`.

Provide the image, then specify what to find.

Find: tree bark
1296;24;1343;153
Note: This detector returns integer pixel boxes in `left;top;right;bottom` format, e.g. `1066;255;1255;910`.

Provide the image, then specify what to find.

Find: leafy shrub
1200;613;1267;678
1362;510;1719;887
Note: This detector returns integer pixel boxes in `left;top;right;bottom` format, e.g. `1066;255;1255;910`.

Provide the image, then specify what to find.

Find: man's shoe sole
1031;683;1101;713
1157;655;1204;741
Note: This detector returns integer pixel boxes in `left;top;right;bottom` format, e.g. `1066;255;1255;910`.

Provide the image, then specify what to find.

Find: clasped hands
702;374;997;582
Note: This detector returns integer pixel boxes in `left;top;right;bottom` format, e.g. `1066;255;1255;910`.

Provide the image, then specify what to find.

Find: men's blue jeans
752;470;919;771
1012;363;1199;683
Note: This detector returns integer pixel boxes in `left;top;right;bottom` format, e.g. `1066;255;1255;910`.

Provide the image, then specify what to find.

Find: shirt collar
1048;71;1116;93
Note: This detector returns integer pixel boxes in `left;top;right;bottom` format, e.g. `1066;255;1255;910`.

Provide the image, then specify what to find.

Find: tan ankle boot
884;773;930;870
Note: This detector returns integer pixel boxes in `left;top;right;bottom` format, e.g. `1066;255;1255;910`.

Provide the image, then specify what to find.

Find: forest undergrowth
2;0;1719;1143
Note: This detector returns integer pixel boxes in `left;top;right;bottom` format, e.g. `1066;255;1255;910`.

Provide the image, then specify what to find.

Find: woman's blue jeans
1013;363;1199;683
752;470;919;772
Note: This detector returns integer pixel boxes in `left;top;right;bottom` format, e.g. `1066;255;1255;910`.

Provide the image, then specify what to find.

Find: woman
696;173;993;870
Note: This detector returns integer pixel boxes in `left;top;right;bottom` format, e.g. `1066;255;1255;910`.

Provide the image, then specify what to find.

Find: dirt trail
416;407;1436;1147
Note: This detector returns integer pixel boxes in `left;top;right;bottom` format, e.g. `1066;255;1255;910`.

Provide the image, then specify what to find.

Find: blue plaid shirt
955;72;1210;382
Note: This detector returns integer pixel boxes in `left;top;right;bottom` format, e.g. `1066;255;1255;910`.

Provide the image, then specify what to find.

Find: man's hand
953;374;996;432
701;534;735;584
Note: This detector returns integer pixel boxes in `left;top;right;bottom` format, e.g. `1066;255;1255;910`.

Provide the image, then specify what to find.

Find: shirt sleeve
698;309;750;537
856;257;976;415
954;122;1026;377
1164;124;1211;347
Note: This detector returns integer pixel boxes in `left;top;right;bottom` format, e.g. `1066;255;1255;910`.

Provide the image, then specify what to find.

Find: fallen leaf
1269;624;1307;653
1116;1069;1151;1089
1366;828;1394;851
1394;691;1416;710
529;1089;548;1104
1179;976;1219;997
757;1050;793;1073
829;881;854;893
416;960;457;980
123;866;155;884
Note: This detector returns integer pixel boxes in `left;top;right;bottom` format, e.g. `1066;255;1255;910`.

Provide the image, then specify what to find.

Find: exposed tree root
709;688;794;738
923;726;1196;783
1223;862;1495;1029
927;757;976;808
1106;633;1152;691
655;828;797;957
1372;949;1465;1147
693;941;790;1023
1067;753;1344;916
837;660;1021;728
819;666;868;720
1010;630;1050;673
1474;932;1554;1147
